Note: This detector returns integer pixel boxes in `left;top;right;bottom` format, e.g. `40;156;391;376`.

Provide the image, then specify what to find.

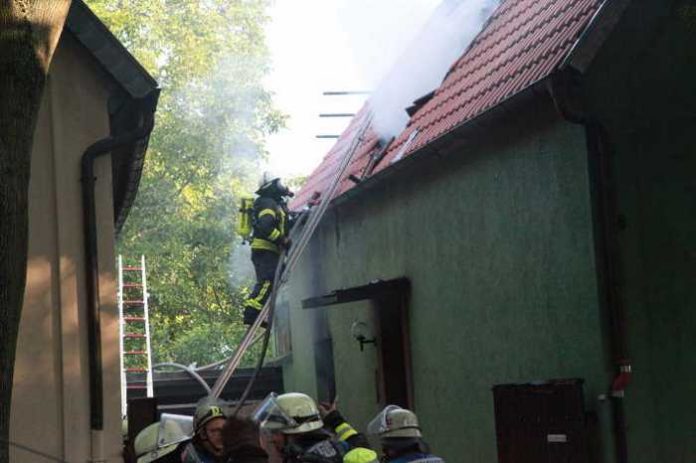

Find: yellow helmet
252;392;323;434
344;448;379;463
367;405;422;439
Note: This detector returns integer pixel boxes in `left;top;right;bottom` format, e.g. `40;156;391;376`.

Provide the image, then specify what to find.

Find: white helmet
367;405;422;439
252;392;323;434
134;415;191;463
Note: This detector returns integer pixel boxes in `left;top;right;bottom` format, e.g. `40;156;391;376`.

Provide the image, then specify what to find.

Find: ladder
210;110;375;399
118;255;154;416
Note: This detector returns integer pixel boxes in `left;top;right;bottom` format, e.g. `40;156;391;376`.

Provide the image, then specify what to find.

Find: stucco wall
10;33;122;463
282;100;614;461
585;1;696;461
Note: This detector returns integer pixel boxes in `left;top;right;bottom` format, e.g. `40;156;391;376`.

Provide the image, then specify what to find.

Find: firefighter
243;173;294;326
367;406;444;463
252;392;377;463
181;399;228;463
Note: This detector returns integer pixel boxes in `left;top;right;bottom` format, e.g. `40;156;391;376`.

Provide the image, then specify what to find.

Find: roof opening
406;90;436;117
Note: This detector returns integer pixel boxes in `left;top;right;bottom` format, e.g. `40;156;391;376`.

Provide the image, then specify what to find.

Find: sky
264;0;443;179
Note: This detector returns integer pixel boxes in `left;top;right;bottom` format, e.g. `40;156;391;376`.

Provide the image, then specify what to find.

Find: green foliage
87;0;285;366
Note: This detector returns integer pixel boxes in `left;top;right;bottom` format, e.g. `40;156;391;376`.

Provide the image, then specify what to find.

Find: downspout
548;69;630;463
80;92;157;438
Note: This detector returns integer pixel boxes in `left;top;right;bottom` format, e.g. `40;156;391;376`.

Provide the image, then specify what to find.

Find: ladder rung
125;351;147;355
123;267;143;271
124;316;146;322
126;368;148;373
123;300;145;305
123;283;143;288
124;333;146;339
127;385;148;390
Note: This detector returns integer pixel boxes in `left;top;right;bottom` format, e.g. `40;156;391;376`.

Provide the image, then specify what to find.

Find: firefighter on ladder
242;172;294;326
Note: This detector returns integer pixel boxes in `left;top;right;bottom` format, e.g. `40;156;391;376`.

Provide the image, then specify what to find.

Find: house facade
279;0;696;462
10;2;158;462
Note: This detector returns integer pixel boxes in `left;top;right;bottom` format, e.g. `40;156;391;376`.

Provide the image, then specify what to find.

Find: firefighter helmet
134;418;187;463
258;171;279;190
257;171;293;197
252;392;323;434
367;405;422;438
193;398;227;434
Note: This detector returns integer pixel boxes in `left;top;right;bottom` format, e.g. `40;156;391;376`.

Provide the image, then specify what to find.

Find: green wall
281;100;614;461
584;1;696;461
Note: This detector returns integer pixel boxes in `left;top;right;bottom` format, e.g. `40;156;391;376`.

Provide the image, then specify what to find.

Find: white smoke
228;241;255;288
368;0;501;140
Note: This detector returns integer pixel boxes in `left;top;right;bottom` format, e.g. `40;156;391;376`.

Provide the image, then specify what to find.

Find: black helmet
256;172;293;198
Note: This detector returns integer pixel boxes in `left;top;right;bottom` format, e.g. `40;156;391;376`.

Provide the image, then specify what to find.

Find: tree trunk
0;1;71;460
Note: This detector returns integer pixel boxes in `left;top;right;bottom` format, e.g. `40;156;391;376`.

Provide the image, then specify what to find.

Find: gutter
80;90;159;432
548;67;630;463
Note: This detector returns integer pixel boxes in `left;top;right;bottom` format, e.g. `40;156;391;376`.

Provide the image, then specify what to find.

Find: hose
152;362;211;394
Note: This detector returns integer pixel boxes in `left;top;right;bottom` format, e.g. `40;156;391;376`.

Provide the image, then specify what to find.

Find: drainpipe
548;69;630;463
80;92;157;440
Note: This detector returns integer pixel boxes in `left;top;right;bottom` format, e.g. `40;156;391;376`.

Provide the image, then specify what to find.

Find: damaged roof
291;0;604;209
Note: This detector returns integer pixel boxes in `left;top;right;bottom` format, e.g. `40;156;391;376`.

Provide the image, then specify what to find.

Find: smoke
228;241;255;288
368;0;501;140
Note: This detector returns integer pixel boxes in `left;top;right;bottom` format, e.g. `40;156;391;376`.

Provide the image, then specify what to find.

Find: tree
0;1;72;459
87;0;285;367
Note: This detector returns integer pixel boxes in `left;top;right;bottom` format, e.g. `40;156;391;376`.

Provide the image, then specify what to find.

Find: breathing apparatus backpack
237;195;255;244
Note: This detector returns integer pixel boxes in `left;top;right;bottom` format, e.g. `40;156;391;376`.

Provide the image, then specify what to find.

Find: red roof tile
290;0;601;210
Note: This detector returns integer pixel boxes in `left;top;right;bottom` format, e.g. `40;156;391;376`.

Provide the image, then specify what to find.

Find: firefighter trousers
244;249;280;314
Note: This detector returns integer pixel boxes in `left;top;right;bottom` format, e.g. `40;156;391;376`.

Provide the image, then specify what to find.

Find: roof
291;0;604;209
65;0;159;234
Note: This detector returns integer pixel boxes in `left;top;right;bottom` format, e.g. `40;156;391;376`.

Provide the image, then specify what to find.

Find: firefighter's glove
281;237;292;250
222;416;267;461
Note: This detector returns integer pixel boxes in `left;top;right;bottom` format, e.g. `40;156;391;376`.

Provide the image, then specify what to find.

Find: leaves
87;0;284;366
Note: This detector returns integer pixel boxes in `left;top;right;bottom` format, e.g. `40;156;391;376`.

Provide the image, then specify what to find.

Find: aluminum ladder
118;255;154;417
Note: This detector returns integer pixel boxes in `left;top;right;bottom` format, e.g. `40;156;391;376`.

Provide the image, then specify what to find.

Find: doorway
302;278;413;409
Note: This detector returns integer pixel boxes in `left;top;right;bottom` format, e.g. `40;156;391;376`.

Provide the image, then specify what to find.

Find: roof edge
65;0;158;98
561;0;633;73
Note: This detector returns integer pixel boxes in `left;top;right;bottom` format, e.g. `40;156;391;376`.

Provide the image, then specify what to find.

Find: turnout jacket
251;196;289;253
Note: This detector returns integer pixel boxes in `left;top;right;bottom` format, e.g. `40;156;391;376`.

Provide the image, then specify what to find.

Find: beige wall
11;34;123;463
